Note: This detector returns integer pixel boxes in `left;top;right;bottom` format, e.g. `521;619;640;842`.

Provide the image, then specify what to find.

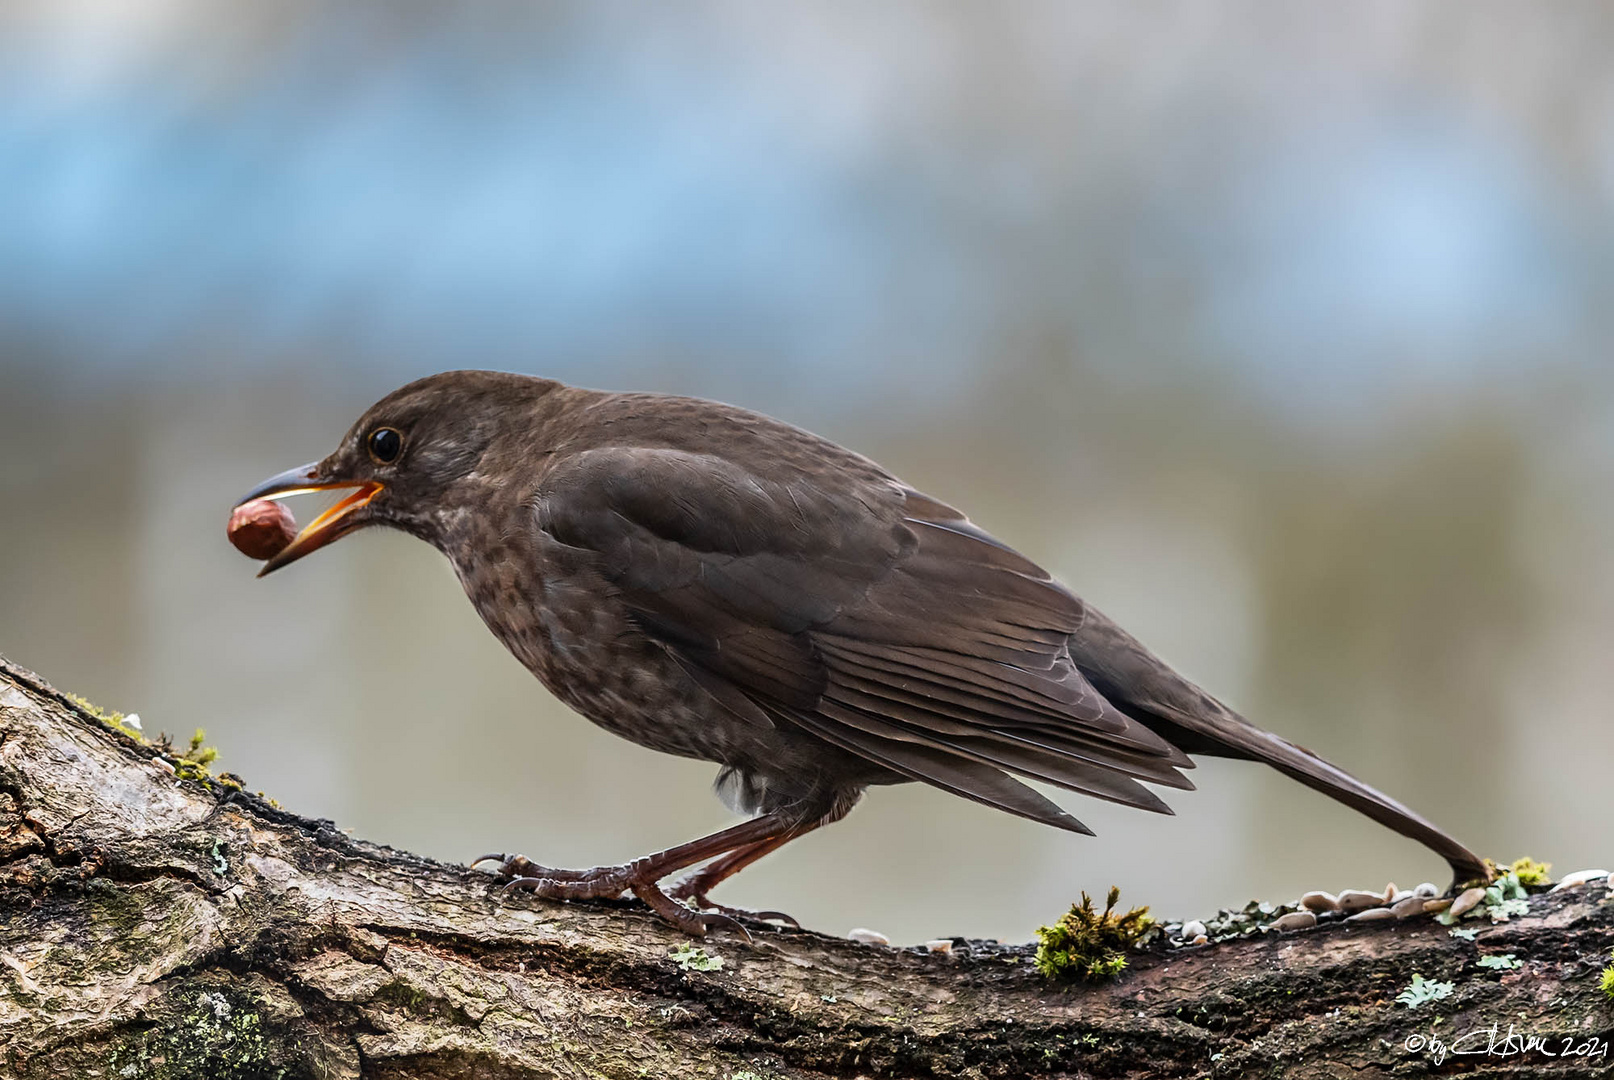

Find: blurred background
2;1;1611;944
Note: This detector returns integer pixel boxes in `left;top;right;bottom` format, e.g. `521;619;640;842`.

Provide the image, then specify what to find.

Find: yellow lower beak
235;462;384;576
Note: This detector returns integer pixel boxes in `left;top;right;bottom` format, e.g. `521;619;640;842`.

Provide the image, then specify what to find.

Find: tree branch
2;653;1610;1078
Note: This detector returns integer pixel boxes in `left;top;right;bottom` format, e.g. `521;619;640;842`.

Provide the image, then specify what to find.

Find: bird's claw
691;900;798;929
666;880;800;929
478;849;757;939
632;881;752;942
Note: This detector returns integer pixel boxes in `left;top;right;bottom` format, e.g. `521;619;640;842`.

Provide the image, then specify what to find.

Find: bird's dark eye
367;427;403;464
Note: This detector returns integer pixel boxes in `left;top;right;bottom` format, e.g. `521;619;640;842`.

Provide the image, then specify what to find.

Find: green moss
1599;951;1614;1002
67;693;238;792
107;987;297;1080
1034;886;1152;983
160;728;219;782
67;693;145;742
1462;854;1552;893
1508;856;1552;889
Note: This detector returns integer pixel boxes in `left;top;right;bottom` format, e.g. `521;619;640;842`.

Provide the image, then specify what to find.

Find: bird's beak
235;462;385;577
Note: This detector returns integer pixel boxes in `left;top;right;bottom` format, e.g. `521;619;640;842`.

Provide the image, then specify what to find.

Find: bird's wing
535;447;1194;833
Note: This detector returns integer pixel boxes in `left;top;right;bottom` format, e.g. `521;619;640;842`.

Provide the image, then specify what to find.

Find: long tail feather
1071;609;1488;883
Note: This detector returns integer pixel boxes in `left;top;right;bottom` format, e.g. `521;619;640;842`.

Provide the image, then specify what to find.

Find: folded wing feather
535;448;1193;833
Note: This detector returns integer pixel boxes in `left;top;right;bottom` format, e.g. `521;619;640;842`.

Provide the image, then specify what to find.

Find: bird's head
235;370;561;576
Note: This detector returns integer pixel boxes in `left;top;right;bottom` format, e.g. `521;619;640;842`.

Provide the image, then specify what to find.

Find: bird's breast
443;530;770;767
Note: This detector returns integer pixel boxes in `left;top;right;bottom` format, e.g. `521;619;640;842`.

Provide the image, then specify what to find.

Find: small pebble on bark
1391;895;1427;919
1337;889;1386;914
1550;869;1610;892
1345;907;1396;922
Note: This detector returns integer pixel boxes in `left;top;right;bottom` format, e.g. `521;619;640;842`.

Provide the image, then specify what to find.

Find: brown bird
237;370;1487;935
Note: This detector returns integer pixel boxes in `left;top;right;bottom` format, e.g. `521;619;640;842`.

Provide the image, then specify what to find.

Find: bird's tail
1070;609;1489;885
1196;716;1487;884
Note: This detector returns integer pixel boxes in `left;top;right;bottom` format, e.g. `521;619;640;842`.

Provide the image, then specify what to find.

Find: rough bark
1;654;1611;1079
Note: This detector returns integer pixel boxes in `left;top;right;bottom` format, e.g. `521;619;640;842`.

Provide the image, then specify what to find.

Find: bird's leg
667;793;859;926
471;812;799;936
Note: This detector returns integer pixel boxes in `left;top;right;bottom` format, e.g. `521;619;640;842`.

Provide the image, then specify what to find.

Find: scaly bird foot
471;851;751;939
473;852;591;882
